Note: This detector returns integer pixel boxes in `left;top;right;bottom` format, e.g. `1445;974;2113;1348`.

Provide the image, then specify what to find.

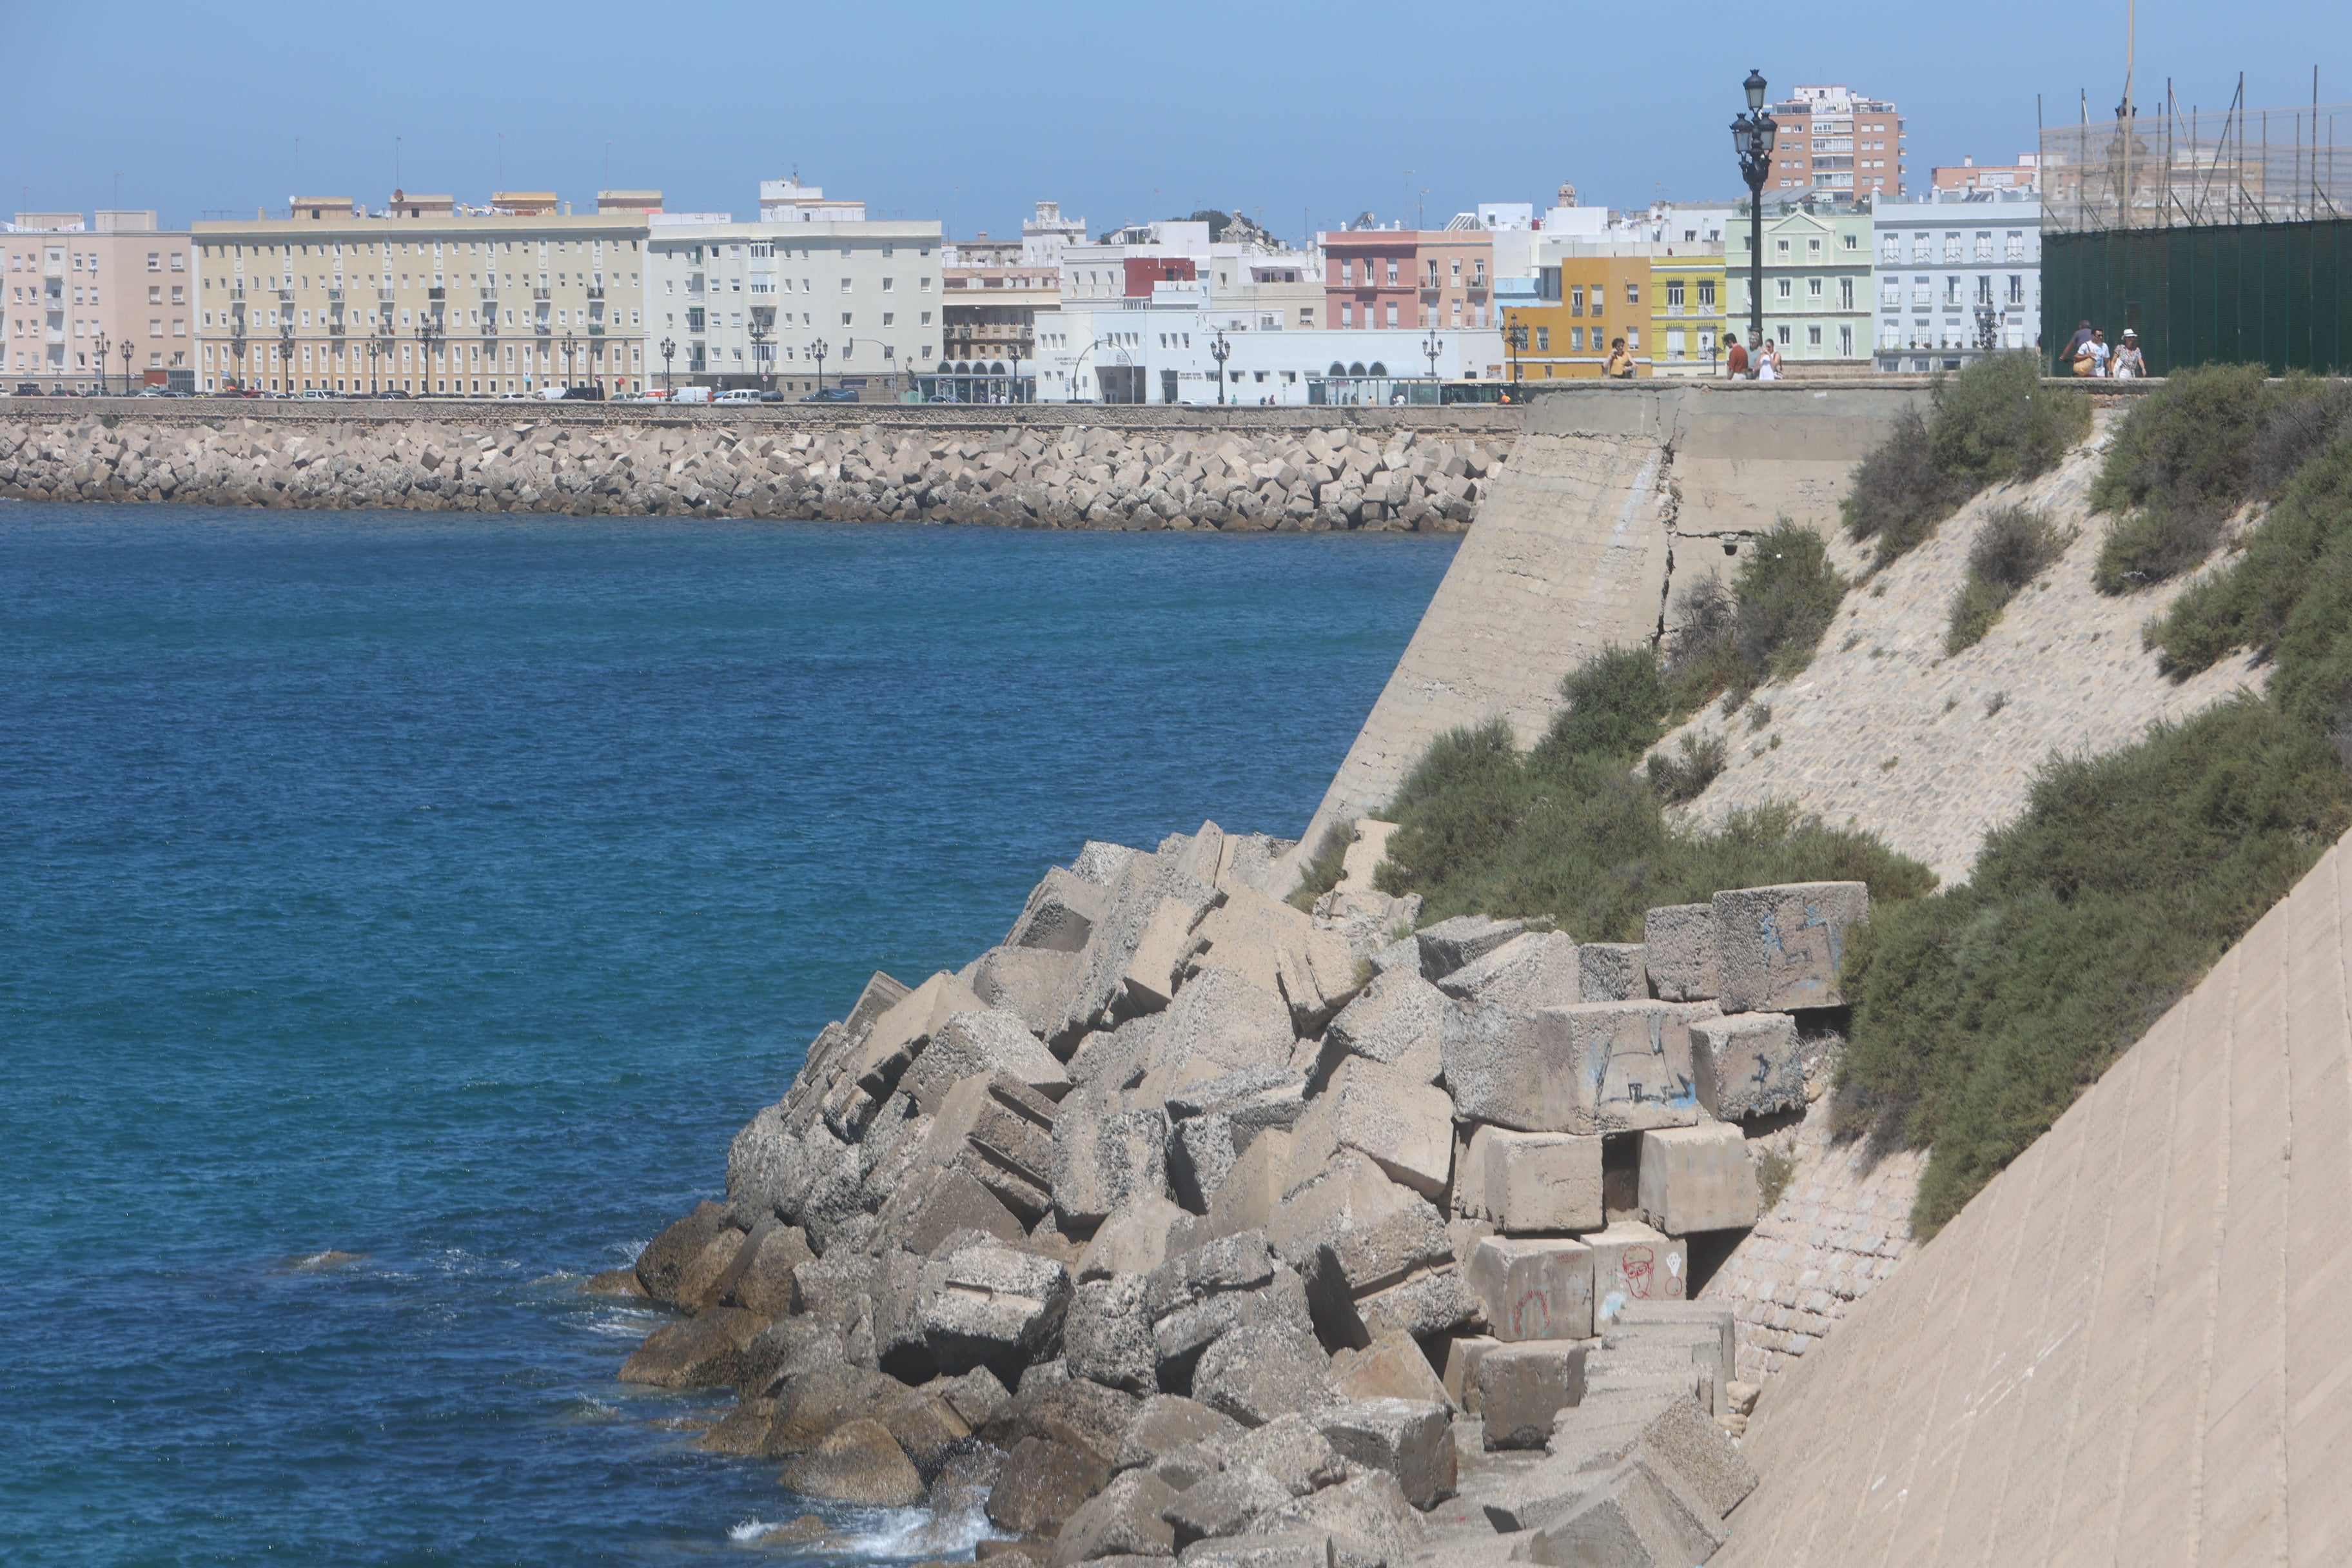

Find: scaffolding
2041;83;2352;233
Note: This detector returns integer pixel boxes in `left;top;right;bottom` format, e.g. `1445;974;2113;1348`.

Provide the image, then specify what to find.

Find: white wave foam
729;1518;780;1542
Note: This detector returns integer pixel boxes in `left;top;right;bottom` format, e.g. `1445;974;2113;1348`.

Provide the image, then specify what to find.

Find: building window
1385;259;1398;284
1776;279;1793;300
1839;278;1854;309
1697;280;1716;309
1839;324;1854;356
1625;282;1640;305
1808;278;1823;299
1808;326;1823;346
1385;302;1398;328
1536;327;1550;351
2008;275;2024;304
1777;325;1792;345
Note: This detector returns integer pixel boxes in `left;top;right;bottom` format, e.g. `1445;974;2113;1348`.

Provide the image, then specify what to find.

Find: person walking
1724;332;1750;379
2111;329;2146;378
1756;338;1783;380
1604;338;1636;379
2064;319;2095;360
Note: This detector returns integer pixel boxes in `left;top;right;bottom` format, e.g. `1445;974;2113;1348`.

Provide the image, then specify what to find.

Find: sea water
0;504;1456;1567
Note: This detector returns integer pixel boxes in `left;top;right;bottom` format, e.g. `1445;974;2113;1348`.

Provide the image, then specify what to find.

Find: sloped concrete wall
1719;830;2352;1567
1297;382;1928;857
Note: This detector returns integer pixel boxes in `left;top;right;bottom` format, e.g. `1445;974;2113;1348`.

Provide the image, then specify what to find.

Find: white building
1021;201;1088;268
1869;188;2042;370
644;180;942;393
1030;284;1499;406
758;178;866;224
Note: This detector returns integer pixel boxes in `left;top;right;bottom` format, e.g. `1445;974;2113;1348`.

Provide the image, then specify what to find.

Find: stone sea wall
0;403;1515;531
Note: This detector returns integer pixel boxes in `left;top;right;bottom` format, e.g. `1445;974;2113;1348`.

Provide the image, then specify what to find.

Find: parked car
670;386;714;404
12;382;38;396
801;386;859;403
758;389;785;402
714;387;760;404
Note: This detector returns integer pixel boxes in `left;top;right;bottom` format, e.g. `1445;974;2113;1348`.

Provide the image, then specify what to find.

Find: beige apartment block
3;211;195;391
191;192;652;395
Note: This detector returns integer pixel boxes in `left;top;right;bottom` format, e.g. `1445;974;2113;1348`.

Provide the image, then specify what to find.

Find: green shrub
1841;355;2089;569
1537;645;1667;765
2148;435;2352;676
1647;732;1727;805
1661;523;1850;716
1840;406;1954;566
1927;350;2092;488
1944;506;2071;654
2091;363;2271;592
1839;696;2352;1234
1374;656;1932;938
1287;818;1356;912
1732;522;1848;686
2248;374;2352;496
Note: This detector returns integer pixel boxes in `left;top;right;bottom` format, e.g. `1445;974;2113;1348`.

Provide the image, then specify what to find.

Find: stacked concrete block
1585;1222;1689;1317
1465;1235;1595;1342
1575;943;1649;1003
1690;1010;1806;1121
1636;1122;1759;1236
1458;1127;1604;1234
1434;930;1580;1014
1476;1342;1589;1449
1712;879;1870;1013
1641;903;1718;1003
1443;1001;1709;1137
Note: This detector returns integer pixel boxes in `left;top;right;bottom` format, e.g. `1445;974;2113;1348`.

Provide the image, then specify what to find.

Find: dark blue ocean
0;504;1455;1567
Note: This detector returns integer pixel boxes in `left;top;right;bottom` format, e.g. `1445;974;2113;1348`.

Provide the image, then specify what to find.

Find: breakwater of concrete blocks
591;807;1873;1566
0;402;1515;531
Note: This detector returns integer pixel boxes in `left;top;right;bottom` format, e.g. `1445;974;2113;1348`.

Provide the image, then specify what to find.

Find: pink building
3;210;195;391
1321;227;1494;333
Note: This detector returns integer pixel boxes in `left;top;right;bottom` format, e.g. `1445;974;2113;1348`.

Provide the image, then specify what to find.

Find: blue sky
12;1;2347;242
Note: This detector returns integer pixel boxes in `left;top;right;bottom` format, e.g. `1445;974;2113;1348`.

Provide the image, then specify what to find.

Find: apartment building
1322;224;1495;332
1762;84;1905;205
1932;155;2041;194
1498;248;1653;379
192;191;652;395
3;210;195;391
643;185;943;395
1871;189;2041;370
1730;205;1875;364
1651;249;1730;374
939;204;1081;384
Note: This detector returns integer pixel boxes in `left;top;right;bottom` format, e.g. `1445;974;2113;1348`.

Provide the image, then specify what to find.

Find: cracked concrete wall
1296;382;1930;862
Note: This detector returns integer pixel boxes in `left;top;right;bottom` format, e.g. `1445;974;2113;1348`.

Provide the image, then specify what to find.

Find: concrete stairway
1718;830;2352;1567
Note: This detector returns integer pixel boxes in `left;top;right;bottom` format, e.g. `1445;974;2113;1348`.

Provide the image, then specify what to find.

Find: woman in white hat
2111;329;2146;379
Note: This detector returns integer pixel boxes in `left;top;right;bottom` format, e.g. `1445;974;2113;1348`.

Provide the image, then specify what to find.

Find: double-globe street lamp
1209;328;1231;406
808;337;828;395
93;332;110;395
660;337;676;395
1421;328;1445;387
1731;69;1779;368
120;338;134;393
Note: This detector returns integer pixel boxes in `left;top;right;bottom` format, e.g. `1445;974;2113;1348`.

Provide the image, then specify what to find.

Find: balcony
586;286;603;300
328;288;344;304
428;287;446;302
532;287;551;302
587;324;605;337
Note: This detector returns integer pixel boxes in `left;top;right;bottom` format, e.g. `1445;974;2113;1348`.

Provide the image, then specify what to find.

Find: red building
1122;255;1196;296
1320;228;1496;332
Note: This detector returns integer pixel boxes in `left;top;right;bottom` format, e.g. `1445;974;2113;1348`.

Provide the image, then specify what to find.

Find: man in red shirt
1724;332;1750;378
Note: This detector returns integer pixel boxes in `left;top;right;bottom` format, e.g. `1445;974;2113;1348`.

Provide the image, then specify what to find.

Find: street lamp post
1422;328;1444;386
1209;328;1230;406
1505;322;1527;392
562;331;578;391
280;320;296;395
749;313;771;393
1731;68;1779;371
660;337;675;395
367;335;380;395
120;338;134;393
810;337;827;395
93;332;110;395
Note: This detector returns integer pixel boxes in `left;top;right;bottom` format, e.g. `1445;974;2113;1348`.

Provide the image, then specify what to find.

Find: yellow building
1649;250;1730;375
192;191;653;396
1500;249;1652;380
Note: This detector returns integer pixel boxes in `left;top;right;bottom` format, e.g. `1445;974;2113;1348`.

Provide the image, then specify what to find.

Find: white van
714;388;760;404
671;385;714;404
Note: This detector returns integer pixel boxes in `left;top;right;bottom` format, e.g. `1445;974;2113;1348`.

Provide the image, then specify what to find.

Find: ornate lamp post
1422;328;1444;385
1505;322;1527;391
1208;327;1231;406
366;335;381;394
120;338;135;393
810;337;828;395
749;311;772;393
660;337;676;395
93;332;110;395
1731;68;1779;368
280;318;297;395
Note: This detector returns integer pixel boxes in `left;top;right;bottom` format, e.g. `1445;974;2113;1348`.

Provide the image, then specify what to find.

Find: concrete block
1433;1334;1501;1416
1436;930;1581;1014
1054;1086;1173;1230
1187;886;1312;1007
1125;896;1208;1012
1133;966;1296;1110
1286;1056;1454;1202
1337;1330;1456;1409
1712;880;1870;1013
1467;1127;1605;1234
1009;866;1109;954
1079;1196;1193;1282
1511;1456;1725;1565
1640;905;1717;1003
1349;1261;1483;1346
1636;1123;1759;1236
1193;1324;1336;1428
1466;1236;1595;1342
973;946;1085;1043
1222;1409;1349;1497
1605;1303;1737;1406
1583;1223;1689;1319
1317;1398;1458;1509
1443;1002;1706;1136
1415;914;1526;979
1576;944;1649;1003
1476;1342;1589;1449
1689;1010;1805;1121
823;970;988;1138
1318;968;1449;1087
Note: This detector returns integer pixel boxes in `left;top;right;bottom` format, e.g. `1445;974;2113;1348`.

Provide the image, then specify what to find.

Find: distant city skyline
11;1;2347;243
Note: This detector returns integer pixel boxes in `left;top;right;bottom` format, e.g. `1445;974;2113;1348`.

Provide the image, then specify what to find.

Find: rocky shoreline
0;413;1510;531
596;819;1870;1566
